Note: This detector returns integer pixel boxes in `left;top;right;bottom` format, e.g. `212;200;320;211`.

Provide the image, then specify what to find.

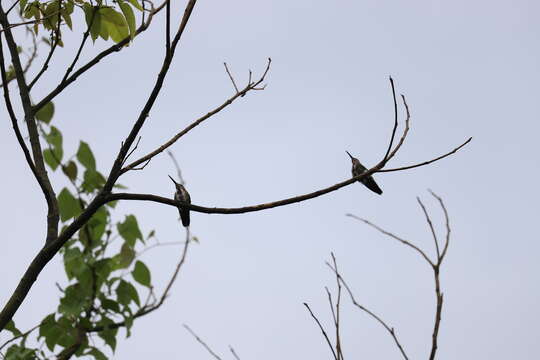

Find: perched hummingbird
168;175;191;227
346;151;383;195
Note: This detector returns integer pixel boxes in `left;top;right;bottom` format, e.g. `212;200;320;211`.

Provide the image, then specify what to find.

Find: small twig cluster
305;192;451;359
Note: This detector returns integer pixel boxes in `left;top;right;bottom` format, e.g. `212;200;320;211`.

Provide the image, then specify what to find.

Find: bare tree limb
379;137;472;173
121;58;272;174
347;214;435;266
417;196;440;258
0;3;59;245
303;302;338;360
326;261;409;360
382;76;399;163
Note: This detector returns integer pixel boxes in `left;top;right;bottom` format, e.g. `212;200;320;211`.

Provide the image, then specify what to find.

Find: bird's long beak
345;151;354;160
168;175;179;185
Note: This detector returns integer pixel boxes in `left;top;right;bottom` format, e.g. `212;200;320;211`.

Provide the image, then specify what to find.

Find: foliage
21;0;142;43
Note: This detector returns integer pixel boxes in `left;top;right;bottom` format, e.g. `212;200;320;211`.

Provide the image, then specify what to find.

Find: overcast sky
1;0;539;359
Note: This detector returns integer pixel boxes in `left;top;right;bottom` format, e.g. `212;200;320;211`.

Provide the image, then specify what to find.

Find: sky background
1;0;539;359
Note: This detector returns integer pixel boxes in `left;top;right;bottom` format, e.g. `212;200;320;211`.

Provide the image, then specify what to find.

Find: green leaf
100;297;120;313
81;169;106;193
39;314;63;352
43;148;62;171
117;215;143;246
85;347;108;360
115;242;135;269
45;126;62;149
94;258;113;286
88;206;108;241
62;160;78;181
128;0;143;11
4;344;38;359
118;0;135;39
61;8;73;29
76;141;96;170
43;1;60;30
132;260;151;287
83;4;101;42
63;247;84;279
19;0;28;15
58;285;89;317
5;320;21;336
116;280;140;306
97;323;117;352
57;188;82;221
35;101;55;123
101;7;128;42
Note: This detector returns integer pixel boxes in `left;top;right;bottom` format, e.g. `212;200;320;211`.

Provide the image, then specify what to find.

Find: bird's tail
362;177;383;195
180;208;190;227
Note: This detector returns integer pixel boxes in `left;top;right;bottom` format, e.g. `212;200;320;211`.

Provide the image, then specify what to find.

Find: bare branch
379;137;472;173
326;262;409;360
417;196;440;258
101;0;198;193
229;345;241;360
165;0;170;54
60;5;98;84
429;190;451;262
346;214;435;267
382;76;399;162
330;253;344;360
223;62;240;93
183;324;223;360
168;150;186;185
303;303;338;360
121;58;272;174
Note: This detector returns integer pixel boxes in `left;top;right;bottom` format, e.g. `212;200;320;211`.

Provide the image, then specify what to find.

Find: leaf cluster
3;102;157;359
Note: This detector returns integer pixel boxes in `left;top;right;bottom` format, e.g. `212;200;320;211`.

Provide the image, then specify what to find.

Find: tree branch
327;262;409;360
0;3;59;245
121;58;272;174
101;0;198;193
304;302;338;360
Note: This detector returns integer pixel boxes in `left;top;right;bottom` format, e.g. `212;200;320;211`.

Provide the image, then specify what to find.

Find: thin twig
28;2;63;89
121;58;272;174
0;323;39;352
303;303;338;360
223;62;239;93
346;214;434;267
183;324;223;360
331;253;344;360
326;263;409;360
429;190;451;262
229;345;241;360
417;197;440;259
382;76;399;162
167;150;185;185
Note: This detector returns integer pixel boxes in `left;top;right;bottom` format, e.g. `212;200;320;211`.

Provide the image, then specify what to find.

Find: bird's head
168;175;182;190
346;150;358;164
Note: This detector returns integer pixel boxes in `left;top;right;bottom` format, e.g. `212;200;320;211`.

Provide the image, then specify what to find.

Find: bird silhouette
346;151;383;195
168;175;191;227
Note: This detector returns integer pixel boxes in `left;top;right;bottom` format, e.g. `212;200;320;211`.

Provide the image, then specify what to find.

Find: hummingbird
346;151;383;195
168;175;191;227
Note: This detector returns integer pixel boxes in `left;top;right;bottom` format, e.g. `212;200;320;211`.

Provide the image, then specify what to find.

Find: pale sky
1;1;539;359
